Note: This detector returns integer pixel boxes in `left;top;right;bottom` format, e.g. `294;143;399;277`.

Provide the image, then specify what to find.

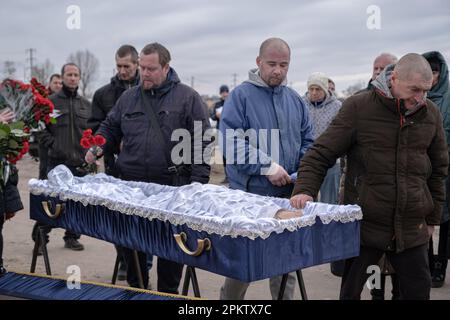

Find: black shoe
0;265;7;277
117;262;127;281
64;239;84;251
370;288;385;300
431;260;446;288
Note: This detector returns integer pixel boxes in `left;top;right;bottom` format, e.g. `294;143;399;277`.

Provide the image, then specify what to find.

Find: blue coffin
30;193;360;282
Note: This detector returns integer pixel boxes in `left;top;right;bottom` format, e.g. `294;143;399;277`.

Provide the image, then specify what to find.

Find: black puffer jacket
38;85;91;167
88;73;139;176
1;165;23;220
88;73;139;132
97;68;211;185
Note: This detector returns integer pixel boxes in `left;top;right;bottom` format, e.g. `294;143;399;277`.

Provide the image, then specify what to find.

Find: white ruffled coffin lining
28;165;362;240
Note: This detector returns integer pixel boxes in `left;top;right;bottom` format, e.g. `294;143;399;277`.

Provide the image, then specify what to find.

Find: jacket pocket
423;183;434;214
122;112;147;135
158;110;184;141
425;155;432;179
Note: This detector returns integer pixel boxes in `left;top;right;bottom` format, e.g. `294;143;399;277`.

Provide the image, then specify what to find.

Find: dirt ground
2;154;449;300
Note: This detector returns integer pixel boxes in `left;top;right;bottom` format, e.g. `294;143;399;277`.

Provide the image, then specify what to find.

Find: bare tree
31;59;54;85
3;61;16;78
342;80;366;98
67;49;99;98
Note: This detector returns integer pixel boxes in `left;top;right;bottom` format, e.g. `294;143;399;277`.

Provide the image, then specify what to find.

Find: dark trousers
31;222;80;243
429;221;449;265
31;163;82;243
123;246;183;294
103;152;125;265
0;215;4;266
38;144;48;180
340;244;431;300
370;273;400;300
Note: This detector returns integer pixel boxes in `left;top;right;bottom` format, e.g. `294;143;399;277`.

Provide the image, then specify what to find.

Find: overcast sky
1;0;449;96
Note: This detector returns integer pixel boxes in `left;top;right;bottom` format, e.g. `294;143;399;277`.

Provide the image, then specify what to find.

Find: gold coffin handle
41;201;64;219
174;232;211;256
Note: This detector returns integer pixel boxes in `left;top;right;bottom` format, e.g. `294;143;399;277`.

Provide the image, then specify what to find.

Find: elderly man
369;53;398;87
219;37;314;300
291;53;449;300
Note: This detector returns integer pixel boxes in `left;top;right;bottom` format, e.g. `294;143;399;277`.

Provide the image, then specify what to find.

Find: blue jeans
319;162;340;204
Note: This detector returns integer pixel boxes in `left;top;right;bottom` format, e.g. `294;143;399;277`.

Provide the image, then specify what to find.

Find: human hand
266;162;291;187
290;194;314;209
85;148;102;164
427;225;435;238
274;209;303;220
0;108;14;124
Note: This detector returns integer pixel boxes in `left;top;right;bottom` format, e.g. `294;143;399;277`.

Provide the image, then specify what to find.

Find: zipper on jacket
396;99;405;127
69;97;76;161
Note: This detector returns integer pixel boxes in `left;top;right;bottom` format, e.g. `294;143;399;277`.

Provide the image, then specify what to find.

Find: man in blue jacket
219;37;314;299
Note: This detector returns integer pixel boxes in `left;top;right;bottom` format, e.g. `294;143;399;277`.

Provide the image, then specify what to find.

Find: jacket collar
59;84;79;99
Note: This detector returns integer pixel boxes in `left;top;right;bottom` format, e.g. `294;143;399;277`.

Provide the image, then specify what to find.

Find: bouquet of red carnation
79;129;106;174
0;78;55;132
30;78;49;98
0;78;56;185
0;121;30;186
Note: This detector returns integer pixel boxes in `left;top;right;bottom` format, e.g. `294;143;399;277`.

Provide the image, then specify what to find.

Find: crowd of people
0;37;449;300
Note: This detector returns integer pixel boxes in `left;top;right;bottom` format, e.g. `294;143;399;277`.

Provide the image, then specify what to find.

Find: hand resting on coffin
274;209;303;220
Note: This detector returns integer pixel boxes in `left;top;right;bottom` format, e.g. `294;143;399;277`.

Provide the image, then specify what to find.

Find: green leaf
9;121;24;130
50;118;57;124
8;139;18;149
0;123;11;134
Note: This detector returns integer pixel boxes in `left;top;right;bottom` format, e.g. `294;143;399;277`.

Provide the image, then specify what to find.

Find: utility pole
190;76;194;89
25;48;36;80
232;73;237;89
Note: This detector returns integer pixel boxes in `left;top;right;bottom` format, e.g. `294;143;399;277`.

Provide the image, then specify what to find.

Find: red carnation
80;137;91;149
82;129;93;138
20;141;29;155
94;135;106;146
34;111;41;121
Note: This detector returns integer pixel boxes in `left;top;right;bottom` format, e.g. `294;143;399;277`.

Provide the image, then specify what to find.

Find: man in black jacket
33;63;91;252
88;45;140;281
86;43;211;293
210;85;229;184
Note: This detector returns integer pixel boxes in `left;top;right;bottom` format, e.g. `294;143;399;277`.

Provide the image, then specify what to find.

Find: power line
25;48;36;80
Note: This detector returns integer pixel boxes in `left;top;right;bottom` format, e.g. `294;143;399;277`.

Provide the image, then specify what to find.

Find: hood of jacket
371;63;426;116
143;67;180;97
370;63;396;98
244;68;288;88
110;71;140;90
422;51;449;106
